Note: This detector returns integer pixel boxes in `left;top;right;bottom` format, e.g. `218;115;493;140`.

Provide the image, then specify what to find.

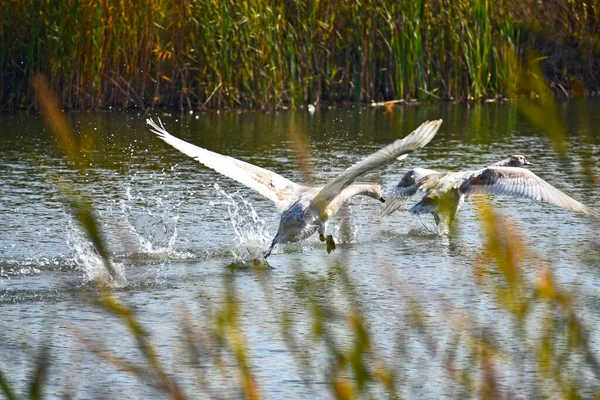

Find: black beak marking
379;197;386;203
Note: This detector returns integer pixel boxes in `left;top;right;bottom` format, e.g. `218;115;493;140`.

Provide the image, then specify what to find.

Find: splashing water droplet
117;186;194;260
66;222;127;288
212;183;272;263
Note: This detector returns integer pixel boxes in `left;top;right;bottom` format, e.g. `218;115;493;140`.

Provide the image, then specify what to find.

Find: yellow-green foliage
2;0;600;110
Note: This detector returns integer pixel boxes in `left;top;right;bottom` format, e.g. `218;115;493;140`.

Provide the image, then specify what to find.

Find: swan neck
344;184;382;201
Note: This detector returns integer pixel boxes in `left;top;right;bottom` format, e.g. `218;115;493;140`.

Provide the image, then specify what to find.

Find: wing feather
460;167;599;216
380;168;441;216
147;118;299;210
311;120;442;212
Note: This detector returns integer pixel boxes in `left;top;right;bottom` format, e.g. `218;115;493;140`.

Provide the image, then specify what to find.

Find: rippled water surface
1;103;599;398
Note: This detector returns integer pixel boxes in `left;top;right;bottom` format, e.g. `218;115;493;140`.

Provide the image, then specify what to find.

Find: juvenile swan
380;155;599;234
148;118;442;257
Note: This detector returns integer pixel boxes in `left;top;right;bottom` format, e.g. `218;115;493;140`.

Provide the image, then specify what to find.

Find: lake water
1;103;599;398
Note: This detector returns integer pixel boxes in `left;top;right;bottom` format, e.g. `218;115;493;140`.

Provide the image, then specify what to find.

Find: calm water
1;103;599;398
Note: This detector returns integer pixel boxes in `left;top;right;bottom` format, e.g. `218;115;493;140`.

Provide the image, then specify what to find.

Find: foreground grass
1;53;598;397
2;0;600;111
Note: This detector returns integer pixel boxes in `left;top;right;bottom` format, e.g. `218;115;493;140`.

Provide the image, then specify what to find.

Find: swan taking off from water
380;155;599;234
147;118;442;257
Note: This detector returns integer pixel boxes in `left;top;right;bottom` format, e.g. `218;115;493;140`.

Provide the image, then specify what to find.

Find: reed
2;0;600;110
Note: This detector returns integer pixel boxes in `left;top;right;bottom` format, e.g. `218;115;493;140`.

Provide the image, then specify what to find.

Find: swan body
148;118;442;256
381;155;599;234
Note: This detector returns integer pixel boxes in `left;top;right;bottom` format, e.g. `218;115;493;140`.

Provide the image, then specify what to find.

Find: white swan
147;118;442;257
380;155;599;233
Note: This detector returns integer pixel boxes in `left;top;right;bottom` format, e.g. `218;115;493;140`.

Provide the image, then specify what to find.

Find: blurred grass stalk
32;74;117;281
3;74;262;399
2;0;600;110
1;55;595;399
30;74;192;397
474;199;600;398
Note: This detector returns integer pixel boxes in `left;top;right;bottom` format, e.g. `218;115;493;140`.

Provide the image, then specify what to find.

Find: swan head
509;155;533;167
367;185;386;203
494;155;533;167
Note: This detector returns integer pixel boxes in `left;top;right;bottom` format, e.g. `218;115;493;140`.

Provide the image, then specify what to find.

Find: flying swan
380;155;599;233
147;118;442;257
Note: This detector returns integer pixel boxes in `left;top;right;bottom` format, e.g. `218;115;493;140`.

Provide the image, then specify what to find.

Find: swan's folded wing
147;118;298;209
311;119;442;212
460;167;600;216
380;168;441;216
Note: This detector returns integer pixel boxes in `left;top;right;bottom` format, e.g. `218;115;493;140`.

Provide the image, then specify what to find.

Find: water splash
116;186;194;260
0;260;42;278
211;183;272;263
332;203;359;244
0;258;70;278
66;222;127;287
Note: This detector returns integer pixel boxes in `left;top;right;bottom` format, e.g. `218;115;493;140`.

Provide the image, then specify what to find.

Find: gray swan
147;118;442;257
380;155;599;233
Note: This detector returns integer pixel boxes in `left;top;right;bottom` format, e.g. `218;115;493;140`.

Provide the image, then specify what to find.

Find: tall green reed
2;0;599;110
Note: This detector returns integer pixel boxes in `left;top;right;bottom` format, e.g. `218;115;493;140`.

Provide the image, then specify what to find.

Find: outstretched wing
460;166;600;216
380;168;442;216
147;118;299;210
310;120;442;212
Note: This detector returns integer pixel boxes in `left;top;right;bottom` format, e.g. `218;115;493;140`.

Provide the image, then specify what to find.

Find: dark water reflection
1;102;599;398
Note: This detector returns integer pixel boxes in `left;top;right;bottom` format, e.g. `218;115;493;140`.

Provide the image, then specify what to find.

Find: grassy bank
2;0;600;111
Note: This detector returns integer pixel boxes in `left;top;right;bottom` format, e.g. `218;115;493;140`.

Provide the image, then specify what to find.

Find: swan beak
525;161;533;166
379;197;386;203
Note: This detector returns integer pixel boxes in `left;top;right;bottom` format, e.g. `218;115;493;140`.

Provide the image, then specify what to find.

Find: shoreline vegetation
2;0;600;111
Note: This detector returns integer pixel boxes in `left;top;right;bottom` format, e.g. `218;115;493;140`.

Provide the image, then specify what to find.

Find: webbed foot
326;235;336;253
319;233;326;242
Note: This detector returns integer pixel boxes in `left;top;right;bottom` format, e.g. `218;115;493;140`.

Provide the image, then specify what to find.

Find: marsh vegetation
2;0;600;110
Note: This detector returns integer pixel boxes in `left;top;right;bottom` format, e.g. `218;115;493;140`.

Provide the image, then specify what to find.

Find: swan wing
380;168;441;216
147;118;299;210
311;119;442;212
460;166;600;216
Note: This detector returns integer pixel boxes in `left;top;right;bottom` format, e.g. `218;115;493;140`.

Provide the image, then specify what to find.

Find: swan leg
417;215;434;234
318;224;335;253
326;235;336;253
433;213;441;227
263;237;278;258
433;213;451;235
263;246;273;259
433;213;444;235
